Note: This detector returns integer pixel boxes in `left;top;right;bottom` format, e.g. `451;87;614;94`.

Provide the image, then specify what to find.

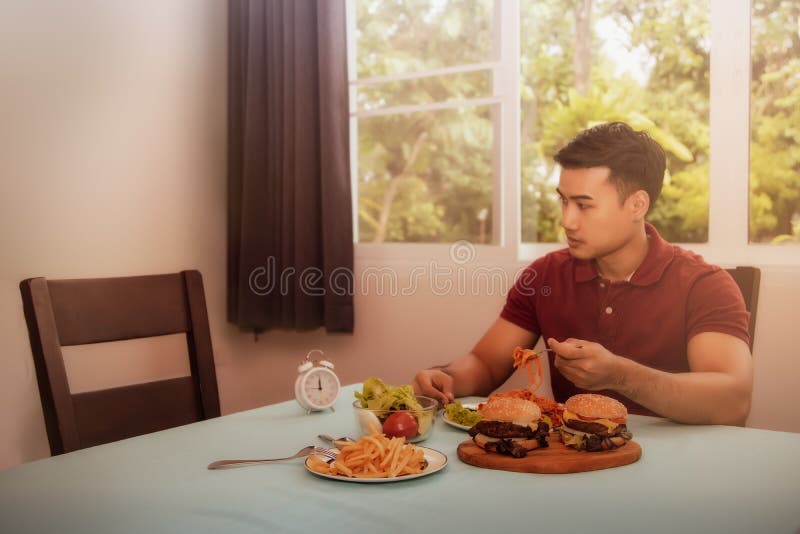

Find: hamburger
468;397;550;458
560;394;633;452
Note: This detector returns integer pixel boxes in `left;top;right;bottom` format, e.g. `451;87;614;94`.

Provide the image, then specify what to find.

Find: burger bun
564;394;627;421
480;397;542;425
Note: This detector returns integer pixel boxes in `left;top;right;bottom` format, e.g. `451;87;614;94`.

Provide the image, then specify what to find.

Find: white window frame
697;0;799;267
347;0;517;264
347;0;800;267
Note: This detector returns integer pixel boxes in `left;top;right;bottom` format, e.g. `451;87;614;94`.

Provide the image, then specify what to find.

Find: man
413;122;753;426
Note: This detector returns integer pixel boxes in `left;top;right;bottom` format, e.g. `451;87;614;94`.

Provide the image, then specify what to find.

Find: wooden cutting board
457;438;642;474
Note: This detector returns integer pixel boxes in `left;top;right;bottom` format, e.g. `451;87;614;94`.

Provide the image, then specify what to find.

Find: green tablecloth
1;384;798;533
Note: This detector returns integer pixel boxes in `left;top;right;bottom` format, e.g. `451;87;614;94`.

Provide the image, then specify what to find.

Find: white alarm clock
294;350;341;413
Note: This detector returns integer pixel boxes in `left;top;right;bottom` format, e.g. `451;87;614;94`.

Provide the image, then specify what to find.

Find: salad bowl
353;378;437;443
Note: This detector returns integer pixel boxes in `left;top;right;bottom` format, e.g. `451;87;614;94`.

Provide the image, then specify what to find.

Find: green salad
444;401;483;427
354;378;433;437
355;377;422;411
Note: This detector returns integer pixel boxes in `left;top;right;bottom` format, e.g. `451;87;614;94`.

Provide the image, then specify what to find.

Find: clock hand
317;377;322;390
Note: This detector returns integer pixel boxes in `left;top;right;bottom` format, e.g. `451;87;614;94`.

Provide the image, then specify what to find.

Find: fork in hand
207;446;338;470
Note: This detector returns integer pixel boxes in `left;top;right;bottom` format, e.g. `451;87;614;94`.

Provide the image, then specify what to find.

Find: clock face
298;367;340;410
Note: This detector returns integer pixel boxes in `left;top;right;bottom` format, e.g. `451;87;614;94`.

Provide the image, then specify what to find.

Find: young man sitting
413;122;752;425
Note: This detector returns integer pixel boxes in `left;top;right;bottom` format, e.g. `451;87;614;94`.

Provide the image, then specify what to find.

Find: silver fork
318;434;355;444
207;446;338;470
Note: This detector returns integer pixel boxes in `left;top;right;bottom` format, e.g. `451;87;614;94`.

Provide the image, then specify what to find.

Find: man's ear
629;190;650;221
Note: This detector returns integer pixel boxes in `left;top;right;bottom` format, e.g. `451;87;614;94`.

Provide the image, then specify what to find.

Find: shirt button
599;282;606;288
605;306;613;315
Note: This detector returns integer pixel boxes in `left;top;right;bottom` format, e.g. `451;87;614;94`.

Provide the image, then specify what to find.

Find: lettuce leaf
354;377;423;412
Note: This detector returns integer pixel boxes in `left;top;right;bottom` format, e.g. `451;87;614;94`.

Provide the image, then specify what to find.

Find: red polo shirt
500;223;750;416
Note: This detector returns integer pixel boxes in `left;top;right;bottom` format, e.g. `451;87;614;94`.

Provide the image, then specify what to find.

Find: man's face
557;166;639;261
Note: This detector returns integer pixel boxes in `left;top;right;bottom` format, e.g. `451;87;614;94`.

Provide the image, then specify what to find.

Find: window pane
520;0;710;243
750;1;800;244
356;70;492;112
357;105;495;243
355;0;494;79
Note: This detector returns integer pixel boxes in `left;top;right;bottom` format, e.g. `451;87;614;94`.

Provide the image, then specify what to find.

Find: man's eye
577;203;590;210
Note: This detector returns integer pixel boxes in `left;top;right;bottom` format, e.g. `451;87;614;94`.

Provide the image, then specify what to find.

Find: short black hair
553;122;667;211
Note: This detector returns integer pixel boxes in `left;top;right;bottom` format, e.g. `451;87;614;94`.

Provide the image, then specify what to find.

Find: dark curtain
228;0;354;333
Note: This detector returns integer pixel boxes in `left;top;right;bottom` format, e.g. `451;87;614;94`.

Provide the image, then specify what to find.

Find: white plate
305;447;447;483
441;403;481;431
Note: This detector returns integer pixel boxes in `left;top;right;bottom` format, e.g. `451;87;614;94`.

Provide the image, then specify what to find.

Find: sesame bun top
479;397;542;425
564;394;627;420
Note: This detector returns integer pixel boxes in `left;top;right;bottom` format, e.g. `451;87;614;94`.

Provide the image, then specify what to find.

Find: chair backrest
725;266;761;351
20;270;220;455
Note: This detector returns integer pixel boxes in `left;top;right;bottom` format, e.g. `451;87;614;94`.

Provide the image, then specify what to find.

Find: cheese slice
562;409;620;431
559;427;588;449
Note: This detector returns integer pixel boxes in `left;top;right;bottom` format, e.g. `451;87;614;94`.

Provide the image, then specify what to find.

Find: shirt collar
630;223;675;286
573;222;675;286
574;257;598;283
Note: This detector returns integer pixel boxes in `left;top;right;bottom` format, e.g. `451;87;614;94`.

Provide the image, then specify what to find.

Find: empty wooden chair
20;270;220;455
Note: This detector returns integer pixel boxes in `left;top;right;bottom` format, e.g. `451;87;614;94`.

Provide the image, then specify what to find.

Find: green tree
356;0;495;243
521;0;709;243
357;1;785;246
750;0;800;242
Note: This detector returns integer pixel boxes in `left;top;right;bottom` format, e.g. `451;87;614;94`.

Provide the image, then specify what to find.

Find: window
750;0;800;244
520;0;710;244
350;0;498;244
356;105;496;243
348;0;800;264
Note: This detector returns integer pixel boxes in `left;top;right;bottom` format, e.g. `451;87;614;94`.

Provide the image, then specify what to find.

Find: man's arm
550;332;753;425
413;318;538;404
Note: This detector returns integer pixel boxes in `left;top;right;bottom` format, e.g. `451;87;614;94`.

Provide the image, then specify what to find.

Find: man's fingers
413;370;453;405
431;373;455;403
564;337;590;349
554;356;577;380
554;356;587;386
427;388;452;405
547;337;586;359
554;355;578;369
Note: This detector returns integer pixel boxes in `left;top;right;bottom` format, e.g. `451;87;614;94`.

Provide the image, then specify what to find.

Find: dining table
1;383;799;534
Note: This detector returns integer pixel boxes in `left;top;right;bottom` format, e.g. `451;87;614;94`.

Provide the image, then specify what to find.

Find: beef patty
564;419;628;437
469;420;549;438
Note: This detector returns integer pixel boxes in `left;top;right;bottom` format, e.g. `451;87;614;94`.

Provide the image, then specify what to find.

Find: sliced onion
561;427;591;438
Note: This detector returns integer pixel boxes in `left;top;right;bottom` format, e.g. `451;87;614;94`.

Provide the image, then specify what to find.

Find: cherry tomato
382;411;419;439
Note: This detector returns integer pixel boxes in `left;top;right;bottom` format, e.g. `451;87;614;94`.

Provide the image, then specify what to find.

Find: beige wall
0;0;228;469
1;1;798;472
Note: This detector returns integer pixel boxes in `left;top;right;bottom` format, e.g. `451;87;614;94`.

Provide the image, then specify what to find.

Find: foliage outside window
353;0;496;244
352;0;798;249
520;0;710;243
750;0;800;244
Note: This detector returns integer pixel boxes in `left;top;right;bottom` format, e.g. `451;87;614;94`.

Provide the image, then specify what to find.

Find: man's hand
549;333;753;425
548;337;621;391
412;368;455;406
411;318;538;404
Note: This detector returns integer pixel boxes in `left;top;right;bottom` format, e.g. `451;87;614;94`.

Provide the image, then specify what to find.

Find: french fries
307;429;426;479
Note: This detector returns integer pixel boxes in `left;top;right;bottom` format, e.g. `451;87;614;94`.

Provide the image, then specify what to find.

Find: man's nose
561;204;578;231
